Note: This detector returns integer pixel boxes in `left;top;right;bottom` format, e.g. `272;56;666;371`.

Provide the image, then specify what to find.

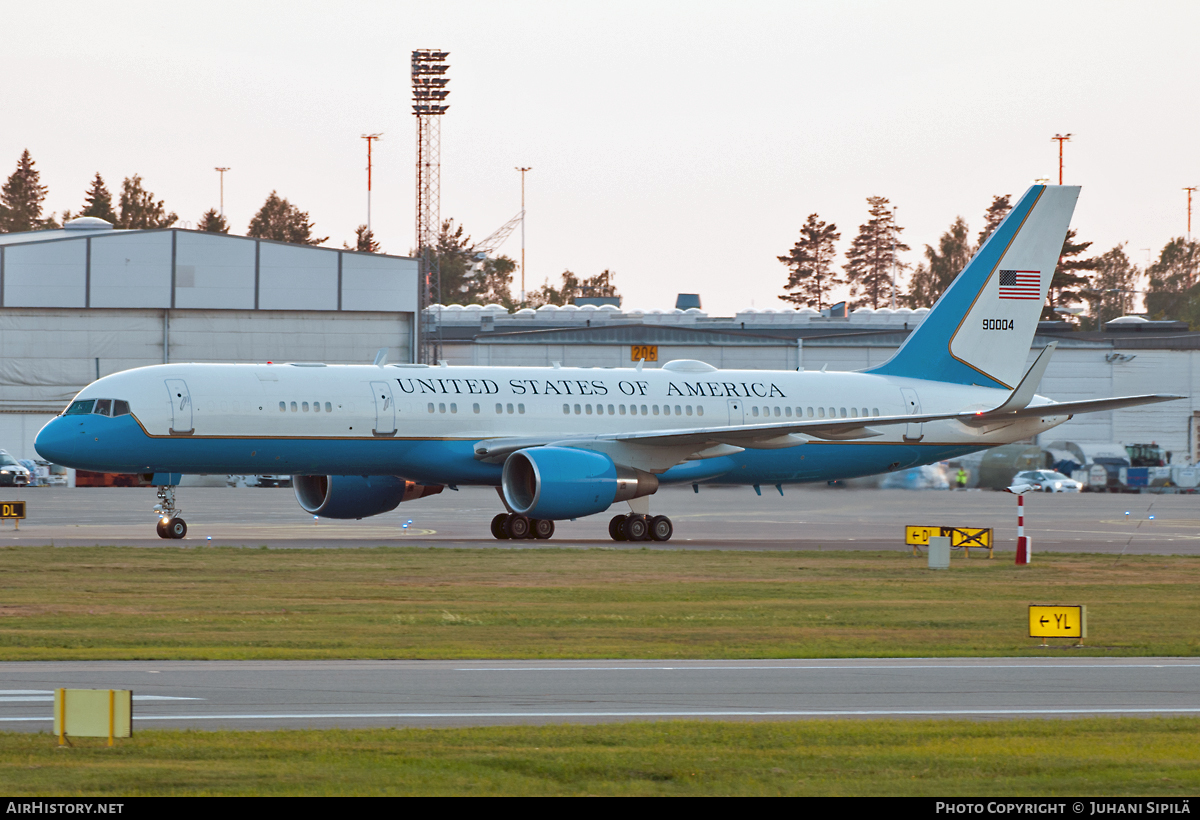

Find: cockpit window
113;400;130;416
93;399;112;416
65;399;95;415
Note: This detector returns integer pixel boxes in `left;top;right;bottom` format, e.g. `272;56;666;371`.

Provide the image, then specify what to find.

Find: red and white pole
1015;493;1031;565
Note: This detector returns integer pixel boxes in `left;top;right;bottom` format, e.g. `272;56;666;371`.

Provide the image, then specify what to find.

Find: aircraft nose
34;417;77;464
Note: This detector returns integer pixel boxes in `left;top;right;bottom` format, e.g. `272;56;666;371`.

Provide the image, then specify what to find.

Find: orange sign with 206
631;345;658;362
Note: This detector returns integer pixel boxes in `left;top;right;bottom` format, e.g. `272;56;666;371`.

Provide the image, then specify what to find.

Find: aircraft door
727;399;744;425
370;381;396;436
900;387;923;441
165;379;194;435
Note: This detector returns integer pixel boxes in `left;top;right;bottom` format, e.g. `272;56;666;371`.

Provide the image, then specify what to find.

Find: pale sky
4;0;1197;314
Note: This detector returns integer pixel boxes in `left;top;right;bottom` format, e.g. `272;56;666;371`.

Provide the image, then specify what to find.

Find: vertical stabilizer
867;184;1079;388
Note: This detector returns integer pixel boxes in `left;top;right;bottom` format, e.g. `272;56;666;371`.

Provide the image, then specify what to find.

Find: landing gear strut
154;485;187;539
609;513;673;542
490;513;554;540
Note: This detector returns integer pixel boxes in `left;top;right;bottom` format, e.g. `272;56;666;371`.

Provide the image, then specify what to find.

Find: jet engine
293;475;443;519
501;446;658;520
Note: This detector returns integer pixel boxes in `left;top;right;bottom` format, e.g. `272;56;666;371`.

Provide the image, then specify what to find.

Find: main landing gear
608;513;673;542
491;513;555;540
154;485;187;539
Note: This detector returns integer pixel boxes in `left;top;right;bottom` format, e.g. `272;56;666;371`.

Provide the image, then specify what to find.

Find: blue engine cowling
501;447;658;520
293;475;443;519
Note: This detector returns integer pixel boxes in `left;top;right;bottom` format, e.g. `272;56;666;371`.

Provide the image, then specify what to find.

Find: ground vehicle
1013;469;1082;492
0;451;31;486
1126;443;1168;467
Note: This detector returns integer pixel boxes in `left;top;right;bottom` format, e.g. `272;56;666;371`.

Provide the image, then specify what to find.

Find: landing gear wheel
507;514;531;539
167;518;187;539
649;515;673;542
156;519;170;539
609;515;628;541
625;515;649;542
491;513;511;540
533;518;555;539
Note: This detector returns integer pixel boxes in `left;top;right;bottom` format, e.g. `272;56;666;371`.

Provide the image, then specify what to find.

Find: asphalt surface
0;484;1194;553
3;658;1199;731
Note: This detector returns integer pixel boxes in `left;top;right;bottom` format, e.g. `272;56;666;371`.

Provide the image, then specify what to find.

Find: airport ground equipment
905;525;993;558
1029;604;1087;647
54;689;132;747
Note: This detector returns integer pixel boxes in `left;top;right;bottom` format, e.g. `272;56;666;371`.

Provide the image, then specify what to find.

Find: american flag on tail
998;269;1042;300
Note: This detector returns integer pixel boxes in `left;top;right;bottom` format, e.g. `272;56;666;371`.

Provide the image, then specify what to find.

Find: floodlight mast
214;167;230;217
1186;187;1197;241
361;133;383;235
1052;134;1072;185
413;50;450;364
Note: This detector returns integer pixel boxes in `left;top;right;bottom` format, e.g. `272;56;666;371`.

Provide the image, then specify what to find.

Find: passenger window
595;404;603;415
752;407;759;417
113;400;130;416
450;403;457;414
818;407;825;418
675;405;682;415
93;399;112;416
839;407;846;417
326;402;332;412
641;405;648;415
574;404;581;414
619;405;626;415
872;408;880;416
608;404;615;415
629;405;637;415
851;407;858;418
663;405;671;416
474;403;481;414
697;406;704;416
785;407;792;417
653;405;660;415
774;407;781;417
807;407;814;418
279;402;286;412
428;403;435;413
506;403;514;414
65;400;95;415
518;404;525;414
496;403;503;414
563;404;570;414
584;404;592;414
439;403;446;413
291;402;298;412
686;405;693;416
302;402;309;412
313;401;321;413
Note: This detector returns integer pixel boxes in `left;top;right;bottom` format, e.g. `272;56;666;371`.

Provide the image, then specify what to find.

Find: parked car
0;450;31;486
1013;469;1082;493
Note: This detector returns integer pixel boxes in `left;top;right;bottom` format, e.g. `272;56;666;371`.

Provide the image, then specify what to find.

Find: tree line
780;193;1200;329
0;149;620;310
0;149;376;251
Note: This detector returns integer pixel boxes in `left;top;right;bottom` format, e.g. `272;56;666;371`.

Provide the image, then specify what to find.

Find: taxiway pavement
2;658;1199;731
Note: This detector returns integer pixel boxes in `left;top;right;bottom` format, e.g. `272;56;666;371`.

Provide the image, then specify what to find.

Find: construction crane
469;211;524;272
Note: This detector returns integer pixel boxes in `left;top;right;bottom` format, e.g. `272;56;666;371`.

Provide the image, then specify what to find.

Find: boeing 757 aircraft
35;185;1180;540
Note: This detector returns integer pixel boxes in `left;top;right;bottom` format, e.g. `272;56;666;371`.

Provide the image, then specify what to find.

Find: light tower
412;49;450;364
1186;187;1197;241
1051;134;1072;185
214;167;230;217
360;133;383;235
515;166;531;301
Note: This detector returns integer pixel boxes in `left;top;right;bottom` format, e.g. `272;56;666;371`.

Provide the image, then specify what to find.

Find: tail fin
867;184;1079;389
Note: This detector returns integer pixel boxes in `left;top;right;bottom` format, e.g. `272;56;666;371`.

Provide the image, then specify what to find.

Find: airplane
34;184;1181;540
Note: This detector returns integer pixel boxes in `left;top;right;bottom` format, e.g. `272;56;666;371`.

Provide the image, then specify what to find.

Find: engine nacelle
293;475;443;519
501;446;658;520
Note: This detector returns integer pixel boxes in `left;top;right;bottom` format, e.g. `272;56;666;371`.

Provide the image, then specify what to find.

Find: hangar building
0;217;418;460
430;303;1200;464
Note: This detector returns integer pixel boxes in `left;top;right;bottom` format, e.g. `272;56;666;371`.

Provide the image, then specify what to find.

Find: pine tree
79;173;117;223
778;214;841;310
526;269;620;307
345;224;380;253
976;194;1011;249
1043;228;1098;319
1145;238;1200;321
1083;244;1139;327
116;175;177;229
198;209;230;234
843;196;909;310
0;149;49;232
246;191;326;245
905;216;971;307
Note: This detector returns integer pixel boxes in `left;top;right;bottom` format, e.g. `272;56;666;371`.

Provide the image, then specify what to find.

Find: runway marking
454;664;1200;672
0;695;202;702
7;707;1200;723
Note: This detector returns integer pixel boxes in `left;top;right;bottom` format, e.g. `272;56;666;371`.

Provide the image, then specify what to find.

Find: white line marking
454;664;1200;672
6;707;1200;723
0;690;54;695
0;695;201;702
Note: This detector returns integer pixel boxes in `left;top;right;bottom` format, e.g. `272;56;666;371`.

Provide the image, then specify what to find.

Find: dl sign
0;501;25;520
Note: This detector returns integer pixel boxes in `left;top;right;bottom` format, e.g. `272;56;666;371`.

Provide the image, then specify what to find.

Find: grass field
2;719;1198;796
2;546;1198;659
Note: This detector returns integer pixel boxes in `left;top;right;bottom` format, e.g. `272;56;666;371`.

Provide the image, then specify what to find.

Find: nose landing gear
154;485;187;539
490;513;555;540
608;513;673;542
